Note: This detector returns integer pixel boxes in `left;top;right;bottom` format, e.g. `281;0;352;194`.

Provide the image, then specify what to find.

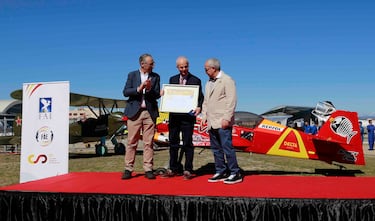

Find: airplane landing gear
333;163;347;170
95;144;108;156
95;136;108;156
114;143;125;155
110;124;127;155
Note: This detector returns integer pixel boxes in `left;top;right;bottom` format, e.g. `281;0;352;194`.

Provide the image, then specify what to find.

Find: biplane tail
312;102;365;165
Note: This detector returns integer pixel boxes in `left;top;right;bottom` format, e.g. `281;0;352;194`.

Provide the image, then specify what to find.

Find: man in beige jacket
201;58;242;184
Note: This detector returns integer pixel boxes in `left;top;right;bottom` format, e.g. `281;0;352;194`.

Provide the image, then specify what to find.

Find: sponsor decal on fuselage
259;123;284;132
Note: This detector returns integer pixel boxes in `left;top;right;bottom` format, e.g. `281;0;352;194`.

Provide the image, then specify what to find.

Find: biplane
154;101;365;166
3;90;128;156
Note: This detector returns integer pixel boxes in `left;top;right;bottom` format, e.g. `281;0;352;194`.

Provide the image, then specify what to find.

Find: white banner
20;81;70;183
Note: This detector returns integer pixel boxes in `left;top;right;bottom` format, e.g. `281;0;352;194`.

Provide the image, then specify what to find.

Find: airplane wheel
114;143;126;155
95;144;108;156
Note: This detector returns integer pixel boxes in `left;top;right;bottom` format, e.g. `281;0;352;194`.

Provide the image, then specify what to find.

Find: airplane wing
70;92;126;109
11;89;126;108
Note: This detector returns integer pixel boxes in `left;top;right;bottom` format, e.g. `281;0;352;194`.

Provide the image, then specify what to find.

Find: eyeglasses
204;67;213;72
143;62;155;66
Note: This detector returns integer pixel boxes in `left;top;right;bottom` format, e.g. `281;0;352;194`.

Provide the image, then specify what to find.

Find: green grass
1;146;375;187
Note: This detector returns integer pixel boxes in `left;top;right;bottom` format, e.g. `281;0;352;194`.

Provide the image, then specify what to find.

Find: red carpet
1;172;375;199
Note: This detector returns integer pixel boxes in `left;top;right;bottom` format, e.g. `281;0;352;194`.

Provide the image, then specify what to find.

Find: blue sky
1;1;374;116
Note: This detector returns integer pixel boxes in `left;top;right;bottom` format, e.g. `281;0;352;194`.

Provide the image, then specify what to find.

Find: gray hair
205;58;221;71
139;53;153;64
176;56;189;65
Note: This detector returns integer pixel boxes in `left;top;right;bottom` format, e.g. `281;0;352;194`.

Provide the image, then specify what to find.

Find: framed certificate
160;84;199;113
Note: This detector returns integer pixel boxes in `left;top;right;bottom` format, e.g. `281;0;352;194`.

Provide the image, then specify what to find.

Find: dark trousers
369;134;374;150
168;114;195;173
209;127;240;175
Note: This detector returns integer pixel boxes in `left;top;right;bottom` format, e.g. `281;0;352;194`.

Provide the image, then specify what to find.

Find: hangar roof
0;100;22;116
261;105;315;123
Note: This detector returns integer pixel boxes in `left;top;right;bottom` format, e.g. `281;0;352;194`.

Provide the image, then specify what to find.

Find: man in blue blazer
162;56;204;180
122;53;161;180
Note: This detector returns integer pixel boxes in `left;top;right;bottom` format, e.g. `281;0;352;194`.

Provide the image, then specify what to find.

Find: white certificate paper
160;84;199;113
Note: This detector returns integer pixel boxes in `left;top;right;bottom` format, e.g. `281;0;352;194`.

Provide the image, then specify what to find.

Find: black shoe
121;170;132;180
208;173;228;183
223;173;243;184
145;171;156;180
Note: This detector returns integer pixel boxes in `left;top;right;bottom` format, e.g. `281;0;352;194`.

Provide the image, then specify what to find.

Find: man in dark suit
162;56;204;180
122;53;161;180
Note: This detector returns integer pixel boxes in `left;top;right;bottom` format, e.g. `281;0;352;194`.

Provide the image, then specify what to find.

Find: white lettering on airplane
259;124;283;132
283;141;297;148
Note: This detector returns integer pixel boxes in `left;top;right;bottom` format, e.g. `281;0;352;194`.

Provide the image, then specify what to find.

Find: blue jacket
123;70;161;122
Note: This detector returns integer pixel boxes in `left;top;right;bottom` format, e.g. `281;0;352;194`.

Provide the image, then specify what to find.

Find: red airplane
154;101;365;166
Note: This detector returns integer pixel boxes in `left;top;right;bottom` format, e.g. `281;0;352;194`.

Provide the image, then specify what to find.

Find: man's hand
221;119;230;129
144;79;151;91
194;107;201;116
138;79;152;93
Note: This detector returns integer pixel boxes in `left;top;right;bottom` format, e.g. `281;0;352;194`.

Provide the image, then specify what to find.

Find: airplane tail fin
314;110;365;165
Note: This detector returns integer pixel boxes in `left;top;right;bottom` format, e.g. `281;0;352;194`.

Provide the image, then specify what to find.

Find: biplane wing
11;89;126;110
70;92;126;109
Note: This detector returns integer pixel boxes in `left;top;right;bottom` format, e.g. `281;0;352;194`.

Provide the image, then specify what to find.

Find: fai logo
35;126;54;146
39;97;52;120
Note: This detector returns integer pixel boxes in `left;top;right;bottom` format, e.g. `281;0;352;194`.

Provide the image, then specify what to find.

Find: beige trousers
125;110;155;172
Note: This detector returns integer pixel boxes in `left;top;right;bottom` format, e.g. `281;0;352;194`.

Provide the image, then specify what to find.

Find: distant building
69;107;98;122
234;111;263;128
0;100;22;136
261;105;315;127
